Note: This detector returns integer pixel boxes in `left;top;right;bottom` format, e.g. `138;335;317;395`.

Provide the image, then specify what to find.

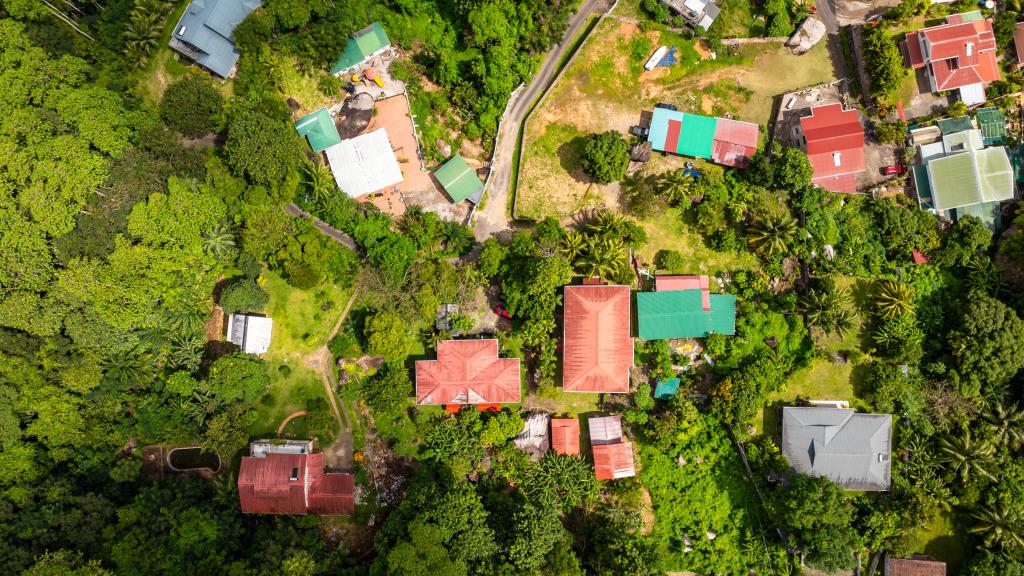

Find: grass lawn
633;208;761;276
247;362;328;439
129;0;194;106
262;270;351;356
915;512;970;574
751;358;871;436
278;56;334;115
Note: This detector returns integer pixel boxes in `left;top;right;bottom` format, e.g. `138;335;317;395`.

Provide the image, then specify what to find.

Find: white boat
644;46;668;71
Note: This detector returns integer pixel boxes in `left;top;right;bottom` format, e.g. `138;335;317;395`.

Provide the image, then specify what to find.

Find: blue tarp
654;378;680;400
657;46;678;68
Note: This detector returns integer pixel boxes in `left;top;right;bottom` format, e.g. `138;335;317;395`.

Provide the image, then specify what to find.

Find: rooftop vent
966;41;974;57
289;467;299;481
177;25;187;36
833;152;842;167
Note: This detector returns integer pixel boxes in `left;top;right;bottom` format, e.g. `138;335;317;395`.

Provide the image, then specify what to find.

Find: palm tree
439;220;474;256
657;169;692;204
970;504;1024;551
102;347;156;392
576;236;627;281
562;230;587;262
203;223;236;259
584;210;626;237
873;280;914;320
936;430;997;484
124;11;163;65
302;161;336;206
746;212;797;258
983;403;1024;451
168;333;204;372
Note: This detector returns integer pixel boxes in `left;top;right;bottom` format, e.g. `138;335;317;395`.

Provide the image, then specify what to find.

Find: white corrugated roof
324;128;404;197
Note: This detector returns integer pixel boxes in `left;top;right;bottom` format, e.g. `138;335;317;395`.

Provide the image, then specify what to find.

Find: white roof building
227;313;273;354
324;128;404;197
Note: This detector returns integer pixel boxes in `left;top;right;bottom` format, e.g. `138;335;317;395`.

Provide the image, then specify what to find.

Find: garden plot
516;18;837;220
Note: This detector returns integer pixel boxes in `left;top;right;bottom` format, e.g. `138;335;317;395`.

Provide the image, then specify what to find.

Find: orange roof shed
593;442;636;480
550;418;581;456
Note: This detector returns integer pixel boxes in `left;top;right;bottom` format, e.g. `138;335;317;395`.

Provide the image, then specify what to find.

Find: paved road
815;0;840;34
474;0;611;240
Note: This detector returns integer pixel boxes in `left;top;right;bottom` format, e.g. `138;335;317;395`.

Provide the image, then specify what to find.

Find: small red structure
415;339;521;405
562;285;633;393
711;118;759;169
885;556;946;576
655;274;710;311
588;415;636;480
904;13;999;103
800;103;865;194
238;450;354;515
551;418;581;456
1016;22;1024;68
911;249;930;265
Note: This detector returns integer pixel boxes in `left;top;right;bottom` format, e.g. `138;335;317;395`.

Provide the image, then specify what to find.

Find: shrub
328;331;362;359
654;249;686;272
159;76;224;137
581;131;630;184
359;364;411;415
219;279;269;314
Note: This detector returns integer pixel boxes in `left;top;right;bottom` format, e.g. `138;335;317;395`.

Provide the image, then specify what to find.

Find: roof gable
434;154;484;203
415;339;520;405
562;285;633;393
781;407;893;490
637;290;736;339
331;22;391;74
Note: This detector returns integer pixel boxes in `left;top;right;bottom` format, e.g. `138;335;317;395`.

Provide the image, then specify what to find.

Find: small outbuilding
227;313;273;354
884;556;946;576
324;129;404;197
654;378;680;400
331;22;391;76
434;154;485;204
514;412;551;460
294;107;342;153
550;418;581;456
588;416;635;480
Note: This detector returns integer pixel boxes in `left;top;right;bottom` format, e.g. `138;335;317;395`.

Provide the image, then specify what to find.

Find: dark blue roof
170;0;261;77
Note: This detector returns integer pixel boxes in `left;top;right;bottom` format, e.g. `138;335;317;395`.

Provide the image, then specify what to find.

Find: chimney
966;41;973;57
833;152;842;167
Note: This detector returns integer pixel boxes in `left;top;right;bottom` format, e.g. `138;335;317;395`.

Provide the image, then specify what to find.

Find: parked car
654;102;678;111
882;164;903;175
493;305;513;319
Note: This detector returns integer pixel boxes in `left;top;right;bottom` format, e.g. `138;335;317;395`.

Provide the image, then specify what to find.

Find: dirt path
285;203;359;252
474;0;612;240
276;410;309;435
303;290;359;471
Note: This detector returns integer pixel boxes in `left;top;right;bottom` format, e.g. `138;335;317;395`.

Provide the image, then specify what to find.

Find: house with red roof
798;103;866;193
884;556;946;576
415;339;520;406
1015;22;1024;68
647;108;759;168
903;11;1000;105
562;285;633;393
550;418;581;456
588;415;636;480
238;440;354;515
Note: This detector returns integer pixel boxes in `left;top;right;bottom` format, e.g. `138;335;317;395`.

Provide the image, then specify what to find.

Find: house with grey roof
169;0;262;78
660;0;720;30
781;407;893;491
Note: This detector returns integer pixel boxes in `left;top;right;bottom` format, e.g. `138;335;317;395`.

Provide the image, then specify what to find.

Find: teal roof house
169;0;261;78
294;108;342;153
637;275;736;340
331;23;392;75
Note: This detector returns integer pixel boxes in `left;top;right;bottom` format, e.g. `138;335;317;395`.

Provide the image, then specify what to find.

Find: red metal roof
655;275;710;311
710;118;758;168
562;285;633;393
593;442;636;480
911;249;930;265
801;104;865;187
888;558;946;576
911;16;999;91
415;339;520;405
1016;22;1024;65
551;418;581;456
904;32;925;68
239;452;354;515
812;172;858;194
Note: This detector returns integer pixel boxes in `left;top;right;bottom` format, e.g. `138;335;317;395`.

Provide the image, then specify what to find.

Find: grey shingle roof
781;407;892;491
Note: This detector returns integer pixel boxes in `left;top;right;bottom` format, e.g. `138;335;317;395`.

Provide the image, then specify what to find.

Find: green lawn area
914;512;970;574
278;55;334;115
246;362;328;439
752;358;871;436
129;0;194;106
262;270;351;356
634;207;760;276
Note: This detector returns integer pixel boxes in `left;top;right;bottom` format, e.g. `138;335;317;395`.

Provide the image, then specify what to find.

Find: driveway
474;0;612;240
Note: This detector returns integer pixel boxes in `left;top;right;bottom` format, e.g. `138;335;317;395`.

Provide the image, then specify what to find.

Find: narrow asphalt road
474;0;611;240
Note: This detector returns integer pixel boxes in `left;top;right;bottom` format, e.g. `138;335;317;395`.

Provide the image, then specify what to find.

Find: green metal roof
958;10;984;21
936;116;973;135
434;154;484;203
678;113;717;159
927;147;1014;211
953;201;1000;230
293;108;341;153
913;164;934;210
975;107;1006;146
654;378;680;400
637;291;736;340
331;22;390;74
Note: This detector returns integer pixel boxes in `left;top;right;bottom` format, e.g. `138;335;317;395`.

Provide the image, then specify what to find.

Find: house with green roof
331;23;391;76
637;275;736;340
913;127;1014;229
434;154;485;204
976;107;1006;146
294;108;342;153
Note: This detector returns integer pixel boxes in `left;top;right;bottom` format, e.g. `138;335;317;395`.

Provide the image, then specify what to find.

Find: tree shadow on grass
558;135;590;182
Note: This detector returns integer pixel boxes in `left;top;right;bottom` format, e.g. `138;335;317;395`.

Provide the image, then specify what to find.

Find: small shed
434;154;485;204
550;418;581;456
588;415;624;445
593;443;636;480
654;378;680;400
975;107;1006;146
294;108;342;153
227;314;273;354
331;22;391;75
